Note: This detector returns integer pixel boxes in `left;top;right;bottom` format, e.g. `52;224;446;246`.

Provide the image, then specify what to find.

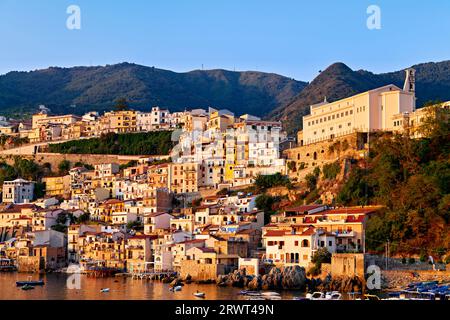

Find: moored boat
16;280;45;287
194;291;206;298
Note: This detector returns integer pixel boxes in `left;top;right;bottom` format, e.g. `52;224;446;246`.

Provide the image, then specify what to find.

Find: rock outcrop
217;266;307;290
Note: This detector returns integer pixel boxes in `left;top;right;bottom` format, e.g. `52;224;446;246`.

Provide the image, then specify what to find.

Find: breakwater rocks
217;267;365;293
217;266;308;290
317;275;365;293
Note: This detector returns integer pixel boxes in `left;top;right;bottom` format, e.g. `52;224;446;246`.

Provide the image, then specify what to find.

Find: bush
307;265;321;277
305;173;318;191
311;248;332;265
58;160;71;174
420;254;427;262
322;161;341;180
401;257;407;264
254;173;291;191
127;220;143;231
408;257;416;264
48;131;174;155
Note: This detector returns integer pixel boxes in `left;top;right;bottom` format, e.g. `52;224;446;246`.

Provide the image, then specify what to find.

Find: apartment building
2;179;35;204
168;162;201;194
42;175;71;198
101;110;137;133
32;113;81;129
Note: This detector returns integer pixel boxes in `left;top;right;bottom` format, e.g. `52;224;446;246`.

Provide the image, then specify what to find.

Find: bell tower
403;68;416;110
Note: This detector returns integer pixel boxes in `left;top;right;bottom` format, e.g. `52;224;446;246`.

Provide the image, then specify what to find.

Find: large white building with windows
301;69;416;146
2;178;35;204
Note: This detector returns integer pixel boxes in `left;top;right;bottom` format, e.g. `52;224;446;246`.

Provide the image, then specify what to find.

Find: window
294;241;299;246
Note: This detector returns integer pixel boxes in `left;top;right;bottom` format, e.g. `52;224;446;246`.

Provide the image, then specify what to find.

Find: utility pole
385;239;390;270
385;241;388;270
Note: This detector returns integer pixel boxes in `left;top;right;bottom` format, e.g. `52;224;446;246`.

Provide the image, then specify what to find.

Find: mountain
270;60;450;135
0;63;307;118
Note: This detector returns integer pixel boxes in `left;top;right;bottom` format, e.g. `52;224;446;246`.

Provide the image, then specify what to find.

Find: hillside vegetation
0;63;306;118
48;131;174;155
336;106;450;257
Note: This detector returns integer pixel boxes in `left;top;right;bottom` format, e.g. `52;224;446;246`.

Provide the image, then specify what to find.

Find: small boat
21;284;35;291
194;291;206;298
100;288;110;293
247;296;265;301
239;290;261;296
16;280;45;287
306;292;325;300
261;291;280;297
327;292;342;300
170;285;182;292
264;295;282;300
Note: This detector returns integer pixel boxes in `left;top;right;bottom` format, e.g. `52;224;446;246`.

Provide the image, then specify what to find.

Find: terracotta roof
129;235;158;240
313;207;380;215
285;204;325;212
177;239;205;245
145;212;172;218
102;199;123;205
195;247;215;253
264;230;287;237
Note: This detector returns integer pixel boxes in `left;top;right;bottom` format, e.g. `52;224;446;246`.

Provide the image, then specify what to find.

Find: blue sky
1;0;450;80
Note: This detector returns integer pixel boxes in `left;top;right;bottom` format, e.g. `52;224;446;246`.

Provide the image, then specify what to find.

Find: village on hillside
0;68;449;299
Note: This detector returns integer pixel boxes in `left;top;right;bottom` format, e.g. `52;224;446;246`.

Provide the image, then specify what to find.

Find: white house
2;179;35;204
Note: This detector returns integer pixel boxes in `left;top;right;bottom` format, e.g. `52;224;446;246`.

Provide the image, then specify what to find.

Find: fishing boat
193;291;206;298
100;288;110;293
16;278;45;287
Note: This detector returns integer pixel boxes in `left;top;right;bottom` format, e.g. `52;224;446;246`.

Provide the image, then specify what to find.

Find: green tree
58;160;71;174
114;98;130;111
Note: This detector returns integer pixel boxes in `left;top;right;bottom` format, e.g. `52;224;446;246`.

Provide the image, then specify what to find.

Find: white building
301;69;416;145
2;179;35;204
150;106;170;130
94;163;120;178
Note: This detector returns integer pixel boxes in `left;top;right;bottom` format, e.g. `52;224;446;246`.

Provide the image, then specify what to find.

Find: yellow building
168;163;201;194
32;113;81;129
43;175;71;198
101;110;137;134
